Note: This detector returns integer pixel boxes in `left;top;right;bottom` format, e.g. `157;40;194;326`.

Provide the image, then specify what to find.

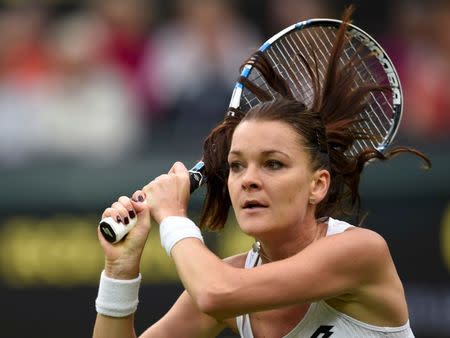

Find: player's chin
237;210;273;234
237;207;270;222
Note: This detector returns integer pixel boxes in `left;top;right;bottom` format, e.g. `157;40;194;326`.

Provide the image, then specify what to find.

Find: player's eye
228;161;243;173
265;160;284;170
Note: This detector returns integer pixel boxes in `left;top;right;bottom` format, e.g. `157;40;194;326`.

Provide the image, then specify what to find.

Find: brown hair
199;7;431;230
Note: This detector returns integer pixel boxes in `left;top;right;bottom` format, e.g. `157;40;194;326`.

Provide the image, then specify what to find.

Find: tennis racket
99;18;402;243
99;162;205;243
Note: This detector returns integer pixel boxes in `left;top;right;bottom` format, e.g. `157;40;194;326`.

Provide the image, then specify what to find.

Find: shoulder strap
326;217;354;236
244;248;261;268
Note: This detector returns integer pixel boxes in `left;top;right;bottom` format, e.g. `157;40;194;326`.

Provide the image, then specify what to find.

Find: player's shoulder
329;225;391;264
222;252;248;268
341;225;388;247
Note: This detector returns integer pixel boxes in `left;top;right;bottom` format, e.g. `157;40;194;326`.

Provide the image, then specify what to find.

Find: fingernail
129;210;136;219
138;195;144;202
116;216;122;223
124;217;129;225
131;197;138;202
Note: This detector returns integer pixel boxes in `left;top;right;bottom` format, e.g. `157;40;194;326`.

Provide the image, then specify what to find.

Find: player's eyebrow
228;149;291;158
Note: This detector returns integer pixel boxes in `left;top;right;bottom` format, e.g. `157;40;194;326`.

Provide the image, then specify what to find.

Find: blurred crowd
0;0;448;168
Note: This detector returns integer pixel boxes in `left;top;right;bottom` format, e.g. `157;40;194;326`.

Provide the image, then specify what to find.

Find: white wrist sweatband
160;216;204;256
95;270;141;317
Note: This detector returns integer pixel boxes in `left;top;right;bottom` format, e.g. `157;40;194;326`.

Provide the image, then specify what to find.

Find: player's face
228;120;315;239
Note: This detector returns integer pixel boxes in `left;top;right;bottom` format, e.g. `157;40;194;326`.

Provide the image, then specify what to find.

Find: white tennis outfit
236;217;415;338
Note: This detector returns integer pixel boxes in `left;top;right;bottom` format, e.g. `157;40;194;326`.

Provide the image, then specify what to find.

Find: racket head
228;19;403;156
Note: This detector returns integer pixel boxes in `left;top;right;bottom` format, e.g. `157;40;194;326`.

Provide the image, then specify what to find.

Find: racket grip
99;161;206;243
99;216;137;243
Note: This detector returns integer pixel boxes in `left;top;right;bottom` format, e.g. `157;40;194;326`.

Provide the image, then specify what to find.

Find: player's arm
93;239;244;338
171;227;391;319
139;254;245;337
94;256;248;338
93;290;226;338
139;290;226;338
93;313;137;338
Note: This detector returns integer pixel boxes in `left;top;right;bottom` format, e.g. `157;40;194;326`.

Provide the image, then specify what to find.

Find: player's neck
257;217;327;263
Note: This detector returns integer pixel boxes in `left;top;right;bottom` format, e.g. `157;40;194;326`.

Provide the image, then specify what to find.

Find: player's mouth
241;200;269;210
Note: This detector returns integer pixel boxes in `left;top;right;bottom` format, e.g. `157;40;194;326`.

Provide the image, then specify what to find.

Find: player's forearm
93;314;137;338
171;238;237;317
158;215;242;318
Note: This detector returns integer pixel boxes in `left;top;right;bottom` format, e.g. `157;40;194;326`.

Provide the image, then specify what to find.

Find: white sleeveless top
236;217;415;338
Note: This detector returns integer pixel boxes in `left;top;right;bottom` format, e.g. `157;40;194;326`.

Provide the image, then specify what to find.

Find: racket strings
341;34;396;148
306;28;384;154
344;39;393;138
308;29;371;155
244;51;295;101
304;28;392;143
272;31;385;152
241;24;397;156
273;33;322;105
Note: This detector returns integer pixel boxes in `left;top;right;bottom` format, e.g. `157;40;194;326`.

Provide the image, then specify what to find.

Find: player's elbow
196;288;219;316
196;282;234;319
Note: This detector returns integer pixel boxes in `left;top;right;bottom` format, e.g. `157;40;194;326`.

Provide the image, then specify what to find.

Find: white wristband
160;216;204;256
95;270;141;317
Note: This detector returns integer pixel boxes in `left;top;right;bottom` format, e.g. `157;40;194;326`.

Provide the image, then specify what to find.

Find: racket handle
99;216;137;243
99;161;206;243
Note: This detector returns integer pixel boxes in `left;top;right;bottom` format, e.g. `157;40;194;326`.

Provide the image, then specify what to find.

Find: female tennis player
93;9;430;338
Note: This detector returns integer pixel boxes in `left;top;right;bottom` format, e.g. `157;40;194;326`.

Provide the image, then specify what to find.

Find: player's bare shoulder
309;224;392;277
329;225;393;272
346;226;389;252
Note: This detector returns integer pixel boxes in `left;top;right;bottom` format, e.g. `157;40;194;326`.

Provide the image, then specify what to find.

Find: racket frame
229;18;403;153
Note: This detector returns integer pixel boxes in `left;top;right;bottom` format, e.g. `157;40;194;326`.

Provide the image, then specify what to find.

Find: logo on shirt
310;325;334;338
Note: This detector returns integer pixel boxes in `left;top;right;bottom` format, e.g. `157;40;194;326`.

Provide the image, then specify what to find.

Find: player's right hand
98;190;151;279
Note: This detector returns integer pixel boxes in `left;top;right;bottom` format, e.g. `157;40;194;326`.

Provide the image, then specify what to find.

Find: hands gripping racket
99;162;205;243
99;17;402;243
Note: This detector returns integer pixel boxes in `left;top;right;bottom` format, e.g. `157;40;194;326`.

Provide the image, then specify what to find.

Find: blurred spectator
0;5;48;85
90;0;161;122
0;5;49;166
0;9;143;166
141;0;261;148
3;0;445;169
384;0;450;141
266;0;331;33
37;12;143;162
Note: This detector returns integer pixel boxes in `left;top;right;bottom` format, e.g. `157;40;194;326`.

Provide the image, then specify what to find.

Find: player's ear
309;169;330;205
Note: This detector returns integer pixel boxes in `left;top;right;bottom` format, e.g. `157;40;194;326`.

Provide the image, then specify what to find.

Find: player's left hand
143;161;190;224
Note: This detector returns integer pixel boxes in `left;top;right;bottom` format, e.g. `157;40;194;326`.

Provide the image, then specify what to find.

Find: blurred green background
0;0;449;337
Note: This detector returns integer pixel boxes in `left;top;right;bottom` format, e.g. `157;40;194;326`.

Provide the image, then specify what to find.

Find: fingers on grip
102;207;120;222
112;200;130;225
132;190;146;203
